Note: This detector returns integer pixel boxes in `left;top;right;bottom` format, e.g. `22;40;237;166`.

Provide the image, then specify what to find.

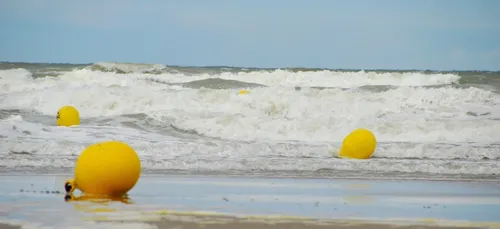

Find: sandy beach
0;173;499;229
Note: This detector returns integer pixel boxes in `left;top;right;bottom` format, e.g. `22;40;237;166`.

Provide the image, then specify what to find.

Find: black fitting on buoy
64;194;72;202
64;182;72;193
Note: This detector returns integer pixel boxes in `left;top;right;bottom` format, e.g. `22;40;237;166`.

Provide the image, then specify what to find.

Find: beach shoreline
2;216;495;229
1;173;499;229
1;167;499;183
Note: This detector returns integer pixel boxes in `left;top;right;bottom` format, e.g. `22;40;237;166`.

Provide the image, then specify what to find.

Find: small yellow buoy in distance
238;89;250;95
56;105;80;127
339;128;377;159
64;141;141;197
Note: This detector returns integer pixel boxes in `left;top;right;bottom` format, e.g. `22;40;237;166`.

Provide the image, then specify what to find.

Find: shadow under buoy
64;193;133;204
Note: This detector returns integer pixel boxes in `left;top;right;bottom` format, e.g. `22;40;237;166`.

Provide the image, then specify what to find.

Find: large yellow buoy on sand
57;105;80;127
339;128;377;159
64;141;141;197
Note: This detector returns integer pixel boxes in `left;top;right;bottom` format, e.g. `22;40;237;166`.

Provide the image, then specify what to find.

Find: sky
0;0;499;71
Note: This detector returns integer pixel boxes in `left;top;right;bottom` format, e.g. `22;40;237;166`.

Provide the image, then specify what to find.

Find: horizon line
1;60;499;73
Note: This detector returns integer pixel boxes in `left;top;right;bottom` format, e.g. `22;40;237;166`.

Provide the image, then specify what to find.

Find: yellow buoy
64;141;141;197
56;105;80;127
339;128;377;159
238;89;250;95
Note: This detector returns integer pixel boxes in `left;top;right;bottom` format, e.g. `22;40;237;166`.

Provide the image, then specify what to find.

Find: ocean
1;61;499;181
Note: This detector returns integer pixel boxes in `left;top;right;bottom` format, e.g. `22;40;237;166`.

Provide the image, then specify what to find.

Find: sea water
1;62;499;180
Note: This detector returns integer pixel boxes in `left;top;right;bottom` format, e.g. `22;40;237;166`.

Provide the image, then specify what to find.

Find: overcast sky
1;0;499;70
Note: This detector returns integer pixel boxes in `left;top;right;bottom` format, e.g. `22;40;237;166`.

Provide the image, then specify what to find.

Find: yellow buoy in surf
56;105;80;127
64;141;141;197
238;89;250;95
339;128;377;159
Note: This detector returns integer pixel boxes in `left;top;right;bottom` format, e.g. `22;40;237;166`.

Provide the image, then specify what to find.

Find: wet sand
0;218;490;229
0;174;499;229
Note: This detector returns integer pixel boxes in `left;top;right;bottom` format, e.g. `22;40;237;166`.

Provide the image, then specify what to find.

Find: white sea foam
88;62;463;87
1;67;463;94
0;68;499;176
0;69;498;143
140;69;462;88
91;61;168;73
1;116;499;175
